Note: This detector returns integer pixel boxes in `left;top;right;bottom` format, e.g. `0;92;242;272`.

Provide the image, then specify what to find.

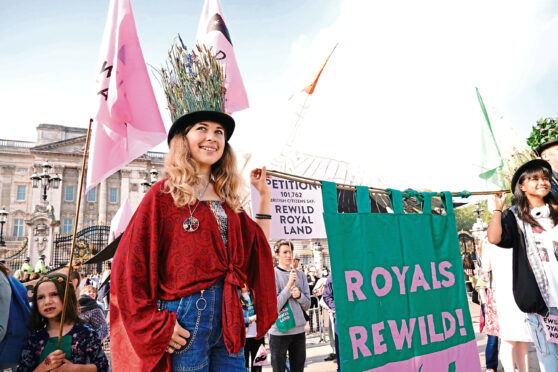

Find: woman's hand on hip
166;321;191;354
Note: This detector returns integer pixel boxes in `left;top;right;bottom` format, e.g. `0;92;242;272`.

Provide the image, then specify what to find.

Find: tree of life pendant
183;216;200;232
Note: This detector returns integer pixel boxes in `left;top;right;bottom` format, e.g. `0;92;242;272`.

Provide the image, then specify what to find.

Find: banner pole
264;169;508;196
56;118;93;348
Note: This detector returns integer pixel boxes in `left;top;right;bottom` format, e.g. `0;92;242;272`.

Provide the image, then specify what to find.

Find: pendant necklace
183;180;211;232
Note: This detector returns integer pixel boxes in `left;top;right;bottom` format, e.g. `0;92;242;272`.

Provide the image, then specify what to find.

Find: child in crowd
16;273;108;372
79;285;109;341
241;284;264;371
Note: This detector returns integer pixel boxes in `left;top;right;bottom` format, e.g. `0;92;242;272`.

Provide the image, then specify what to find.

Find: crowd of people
6;156;558;372
4;256;49;285
0;263;111;371
0;258;334;372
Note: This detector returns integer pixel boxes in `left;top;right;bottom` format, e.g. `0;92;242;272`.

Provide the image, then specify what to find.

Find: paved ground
471;302;539;372
262;302;542;372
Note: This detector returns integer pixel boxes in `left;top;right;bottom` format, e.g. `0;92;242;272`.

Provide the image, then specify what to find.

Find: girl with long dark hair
487;159;558;372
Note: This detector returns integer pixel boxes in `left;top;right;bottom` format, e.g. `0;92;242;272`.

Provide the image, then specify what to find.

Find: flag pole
57;118;93;348
281;93;310;157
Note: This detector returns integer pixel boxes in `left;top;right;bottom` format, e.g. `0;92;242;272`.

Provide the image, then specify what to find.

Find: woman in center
111;109;277;371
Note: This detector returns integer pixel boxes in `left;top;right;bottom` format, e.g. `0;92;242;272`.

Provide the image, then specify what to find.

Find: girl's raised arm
487;193;506;244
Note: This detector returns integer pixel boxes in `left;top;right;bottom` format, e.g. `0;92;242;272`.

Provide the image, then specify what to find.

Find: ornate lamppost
0;206;8;247
472;201;484;221
30;161;61;202
141;167;159;193
311;241;324;271
471;201;488;260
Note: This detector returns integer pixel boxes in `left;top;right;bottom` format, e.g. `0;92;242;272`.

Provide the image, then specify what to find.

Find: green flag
476;87;505;188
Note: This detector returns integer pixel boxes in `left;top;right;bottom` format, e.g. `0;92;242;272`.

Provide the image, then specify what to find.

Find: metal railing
305;295;330;344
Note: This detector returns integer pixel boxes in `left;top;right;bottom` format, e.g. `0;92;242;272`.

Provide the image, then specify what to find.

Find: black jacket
78;294;102;313
497;209;548;316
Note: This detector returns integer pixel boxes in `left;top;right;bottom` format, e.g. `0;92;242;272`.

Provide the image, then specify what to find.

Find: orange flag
302;43;338;95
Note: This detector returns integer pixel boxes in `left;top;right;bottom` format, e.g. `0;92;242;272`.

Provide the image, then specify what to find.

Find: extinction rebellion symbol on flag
97;61;113;101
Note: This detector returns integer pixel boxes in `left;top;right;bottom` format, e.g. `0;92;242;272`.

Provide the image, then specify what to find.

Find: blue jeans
159;281;245;372
481;304;499;370
485;335;499;369
526;307;558;372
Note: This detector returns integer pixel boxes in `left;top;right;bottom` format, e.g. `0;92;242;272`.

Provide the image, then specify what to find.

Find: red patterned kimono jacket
110;181;277;371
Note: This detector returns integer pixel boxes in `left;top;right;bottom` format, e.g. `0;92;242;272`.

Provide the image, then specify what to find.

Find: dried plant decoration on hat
156;35;235;143
527;117;558;155
158;35;227;122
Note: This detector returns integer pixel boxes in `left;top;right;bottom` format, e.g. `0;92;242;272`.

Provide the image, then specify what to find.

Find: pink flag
87;0;166;192
109;197;134;242
196;0;249;113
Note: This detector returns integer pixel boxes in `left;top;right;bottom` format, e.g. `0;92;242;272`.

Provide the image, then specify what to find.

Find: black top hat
40;254;46;259
511;159;552;192
167;111;235;145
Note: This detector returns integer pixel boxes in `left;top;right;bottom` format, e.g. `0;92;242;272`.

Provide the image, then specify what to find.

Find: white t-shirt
532;205;558;307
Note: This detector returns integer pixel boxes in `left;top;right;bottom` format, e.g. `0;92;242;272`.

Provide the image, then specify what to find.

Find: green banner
322;183;480;371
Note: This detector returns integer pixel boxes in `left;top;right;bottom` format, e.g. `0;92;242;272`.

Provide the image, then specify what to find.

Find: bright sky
1;0;557;193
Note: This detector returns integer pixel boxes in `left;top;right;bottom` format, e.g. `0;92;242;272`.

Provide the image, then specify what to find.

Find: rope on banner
264;169;507;197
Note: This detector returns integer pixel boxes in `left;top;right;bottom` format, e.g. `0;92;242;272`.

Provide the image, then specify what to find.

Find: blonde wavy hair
164;127;243;212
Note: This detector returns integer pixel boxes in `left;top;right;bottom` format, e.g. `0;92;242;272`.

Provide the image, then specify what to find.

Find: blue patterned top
16;322;109;372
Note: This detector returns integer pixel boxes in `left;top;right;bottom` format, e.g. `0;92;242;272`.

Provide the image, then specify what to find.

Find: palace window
109;188;118;203
62;219;73;233
13;219;24;237
16;185;26;201
65;186;74;202
87;187;96;203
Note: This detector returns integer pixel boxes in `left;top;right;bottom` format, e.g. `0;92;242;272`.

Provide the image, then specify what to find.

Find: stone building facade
0;124;164;266
0;123;330;273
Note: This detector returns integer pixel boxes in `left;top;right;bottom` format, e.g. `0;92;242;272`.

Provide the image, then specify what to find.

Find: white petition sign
251;176;326;239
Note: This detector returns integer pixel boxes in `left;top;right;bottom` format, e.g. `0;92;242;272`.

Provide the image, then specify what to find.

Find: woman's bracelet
493;209;502;213
255;213;271;220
